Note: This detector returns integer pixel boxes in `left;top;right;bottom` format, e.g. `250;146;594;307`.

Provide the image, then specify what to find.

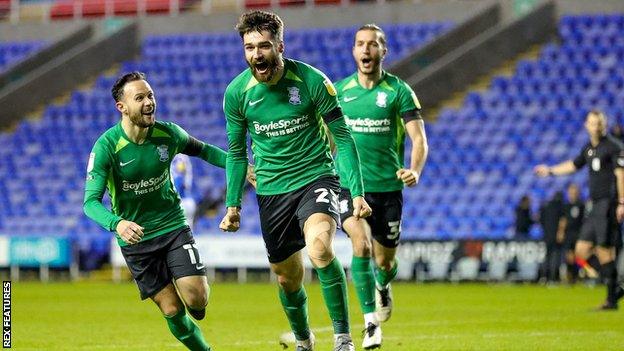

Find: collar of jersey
117;122;154;145
352;70;387;90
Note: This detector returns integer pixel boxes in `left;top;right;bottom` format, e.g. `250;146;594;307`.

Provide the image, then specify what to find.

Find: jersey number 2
315;188;338;210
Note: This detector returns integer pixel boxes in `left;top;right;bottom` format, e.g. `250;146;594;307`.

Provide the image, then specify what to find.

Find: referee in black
535;110;624;310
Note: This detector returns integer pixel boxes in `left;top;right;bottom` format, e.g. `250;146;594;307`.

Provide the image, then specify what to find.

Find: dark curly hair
236;10;284;42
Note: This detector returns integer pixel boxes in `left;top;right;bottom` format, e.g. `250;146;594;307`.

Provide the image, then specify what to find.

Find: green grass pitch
12;281;624;350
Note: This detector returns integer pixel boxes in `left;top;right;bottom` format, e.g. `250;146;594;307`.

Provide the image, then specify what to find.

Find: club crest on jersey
157;145;169;162
376;92;387;108
287;87;301;105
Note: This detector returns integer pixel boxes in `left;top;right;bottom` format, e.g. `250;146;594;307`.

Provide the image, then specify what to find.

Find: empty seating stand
0;22;452;257
50;0;195;19
0;40;48;72
413;14;624;240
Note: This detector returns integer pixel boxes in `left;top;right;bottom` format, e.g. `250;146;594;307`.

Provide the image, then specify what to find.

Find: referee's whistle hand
116;220;145;245
219;207;241;232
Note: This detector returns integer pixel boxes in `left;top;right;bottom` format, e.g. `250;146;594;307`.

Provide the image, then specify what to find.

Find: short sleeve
305;65;341;119
573;147;587;169
397;81;422;123
398;81;421;114
164;122;190;154
612;143;624;169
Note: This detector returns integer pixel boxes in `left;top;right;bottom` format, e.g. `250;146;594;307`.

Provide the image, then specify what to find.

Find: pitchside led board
110;235;546;280
0;236;73;268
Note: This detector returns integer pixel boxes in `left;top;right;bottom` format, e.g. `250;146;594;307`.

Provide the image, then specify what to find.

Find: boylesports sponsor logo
122;170;169;195
252;115;311;138
344;116;391;133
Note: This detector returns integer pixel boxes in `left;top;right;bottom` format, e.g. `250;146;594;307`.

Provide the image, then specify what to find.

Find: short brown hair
357;23;387;47
236;10;284;42
111;71;146;102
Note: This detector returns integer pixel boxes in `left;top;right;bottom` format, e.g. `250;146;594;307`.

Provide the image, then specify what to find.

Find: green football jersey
223;59;341;198
84;121;193;247
335;71;422;192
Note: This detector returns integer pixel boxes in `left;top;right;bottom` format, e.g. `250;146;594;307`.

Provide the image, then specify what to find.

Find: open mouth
254;62;270;74
142;108;154;116
361;57;372;68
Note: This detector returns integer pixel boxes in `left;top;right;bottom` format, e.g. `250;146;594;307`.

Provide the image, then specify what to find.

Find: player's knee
187;293;208;311
185;283;210;310
375;256;393;271
305;221;335;264
160;302;184;317
352;237;372;257
277;274;301;292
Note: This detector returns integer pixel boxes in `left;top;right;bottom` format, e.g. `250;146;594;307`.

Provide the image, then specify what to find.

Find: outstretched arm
182;136;227;168
534;160;577;177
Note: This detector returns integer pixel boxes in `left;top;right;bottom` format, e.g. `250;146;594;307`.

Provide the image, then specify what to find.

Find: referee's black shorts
579;198;621;248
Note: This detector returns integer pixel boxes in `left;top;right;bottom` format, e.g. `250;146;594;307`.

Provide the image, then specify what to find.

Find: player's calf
165;309;211;351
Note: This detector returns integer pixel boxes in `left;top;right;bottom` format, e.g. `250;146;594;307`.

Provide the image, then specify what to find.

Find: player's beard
130;106;156;128
249;55;280;83
358;55;382;76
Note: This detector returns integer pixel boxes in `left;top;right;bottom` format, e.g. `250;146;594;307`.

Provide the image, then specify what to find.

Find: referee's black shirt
573;134;624;200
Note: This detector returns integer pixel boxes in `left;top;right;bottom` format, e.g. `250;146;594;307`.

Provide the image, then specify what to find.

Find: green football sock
279;286;311;341
315;258;350;334
164;309;211;351
374;258;398;288
351;256;376;314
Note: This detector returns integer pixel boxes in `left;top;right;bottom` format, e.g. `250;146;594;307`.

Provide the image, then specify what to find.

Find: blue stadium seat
7;15;615;247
